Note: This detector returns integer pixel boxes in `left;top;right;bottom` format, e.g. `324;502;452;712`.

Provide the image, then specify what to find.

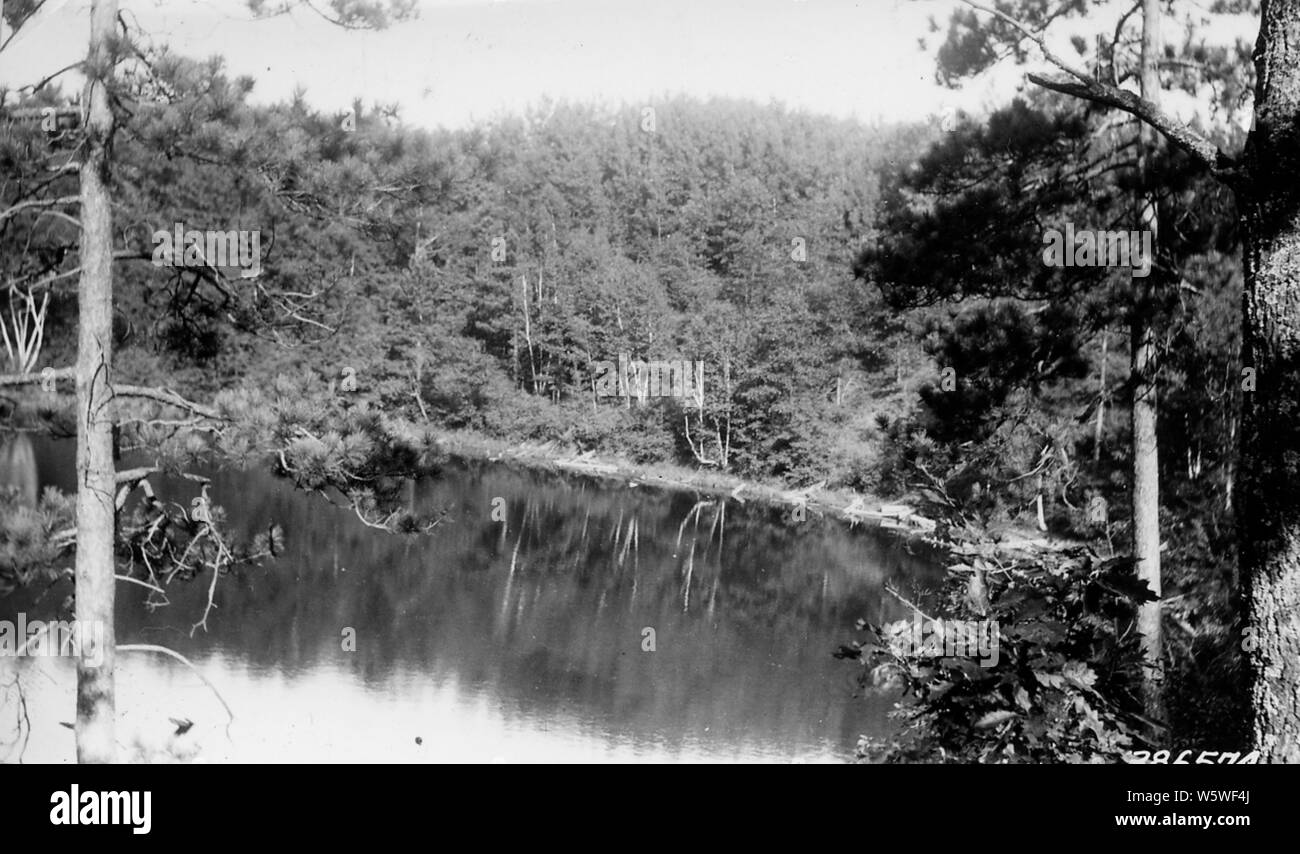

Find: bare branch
353;503;400;530
0;366;71;387
883;581;937;623
0;195;79;224
1;2;56;55
115;465;160;485
116;644;235;738
0;674;33;763
191;529;225;636
112;384;222;419
19;62;84;97
115;573;165;594
1110;0;1142;87
9;250;150;297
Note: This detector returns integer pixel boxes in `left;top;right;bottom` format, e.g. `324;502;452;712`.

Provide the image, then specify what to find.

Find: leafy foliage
846;532;1158;763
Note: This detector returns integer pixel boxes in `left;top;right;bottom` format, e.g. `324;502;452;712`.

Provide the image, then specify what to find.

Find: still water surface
1;435;941;763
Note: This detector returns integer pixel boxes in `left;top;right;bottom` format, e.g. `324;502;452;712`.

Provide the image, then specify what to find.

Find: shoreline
433;428;940;535
432;429;1079;558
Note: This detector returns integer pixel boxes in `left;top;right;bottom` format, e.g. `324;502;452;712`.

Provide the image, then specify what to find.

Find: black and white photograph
0;0;1294;803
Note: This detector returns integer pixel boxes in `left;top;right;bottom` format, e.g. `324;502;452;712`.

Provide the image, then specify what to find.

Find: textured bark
73;0;118;764
1239;0;1300;763
1132;0;1164;721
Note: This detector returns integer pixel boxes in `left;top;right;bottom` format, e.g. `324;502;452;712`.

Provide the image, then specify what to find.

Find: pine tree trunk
1132;0;1164;721
74;0;118;764
1131;317;1162;714
1239;0;1300;764
1093;330;1106;462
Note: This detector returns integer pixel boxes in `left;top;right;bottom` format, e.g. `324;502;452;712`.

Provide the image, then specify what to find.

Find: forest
1;0;1297;766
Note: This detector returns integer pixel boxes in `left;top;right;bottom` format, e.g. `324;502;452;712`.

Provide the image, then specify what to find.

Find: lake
1;434;942;763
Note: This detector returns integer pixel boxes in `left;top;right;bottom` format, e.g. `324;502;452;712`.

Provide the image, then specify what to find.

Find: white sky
0;0;1256;131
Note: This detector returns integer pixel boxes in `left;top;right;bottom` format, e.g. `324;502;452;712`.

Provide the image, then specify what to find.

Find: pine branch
957;0;1241;182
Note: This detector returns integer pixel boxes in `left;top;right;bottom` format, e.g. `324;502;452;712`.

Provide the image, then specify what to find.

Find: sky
0;0;1256;132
